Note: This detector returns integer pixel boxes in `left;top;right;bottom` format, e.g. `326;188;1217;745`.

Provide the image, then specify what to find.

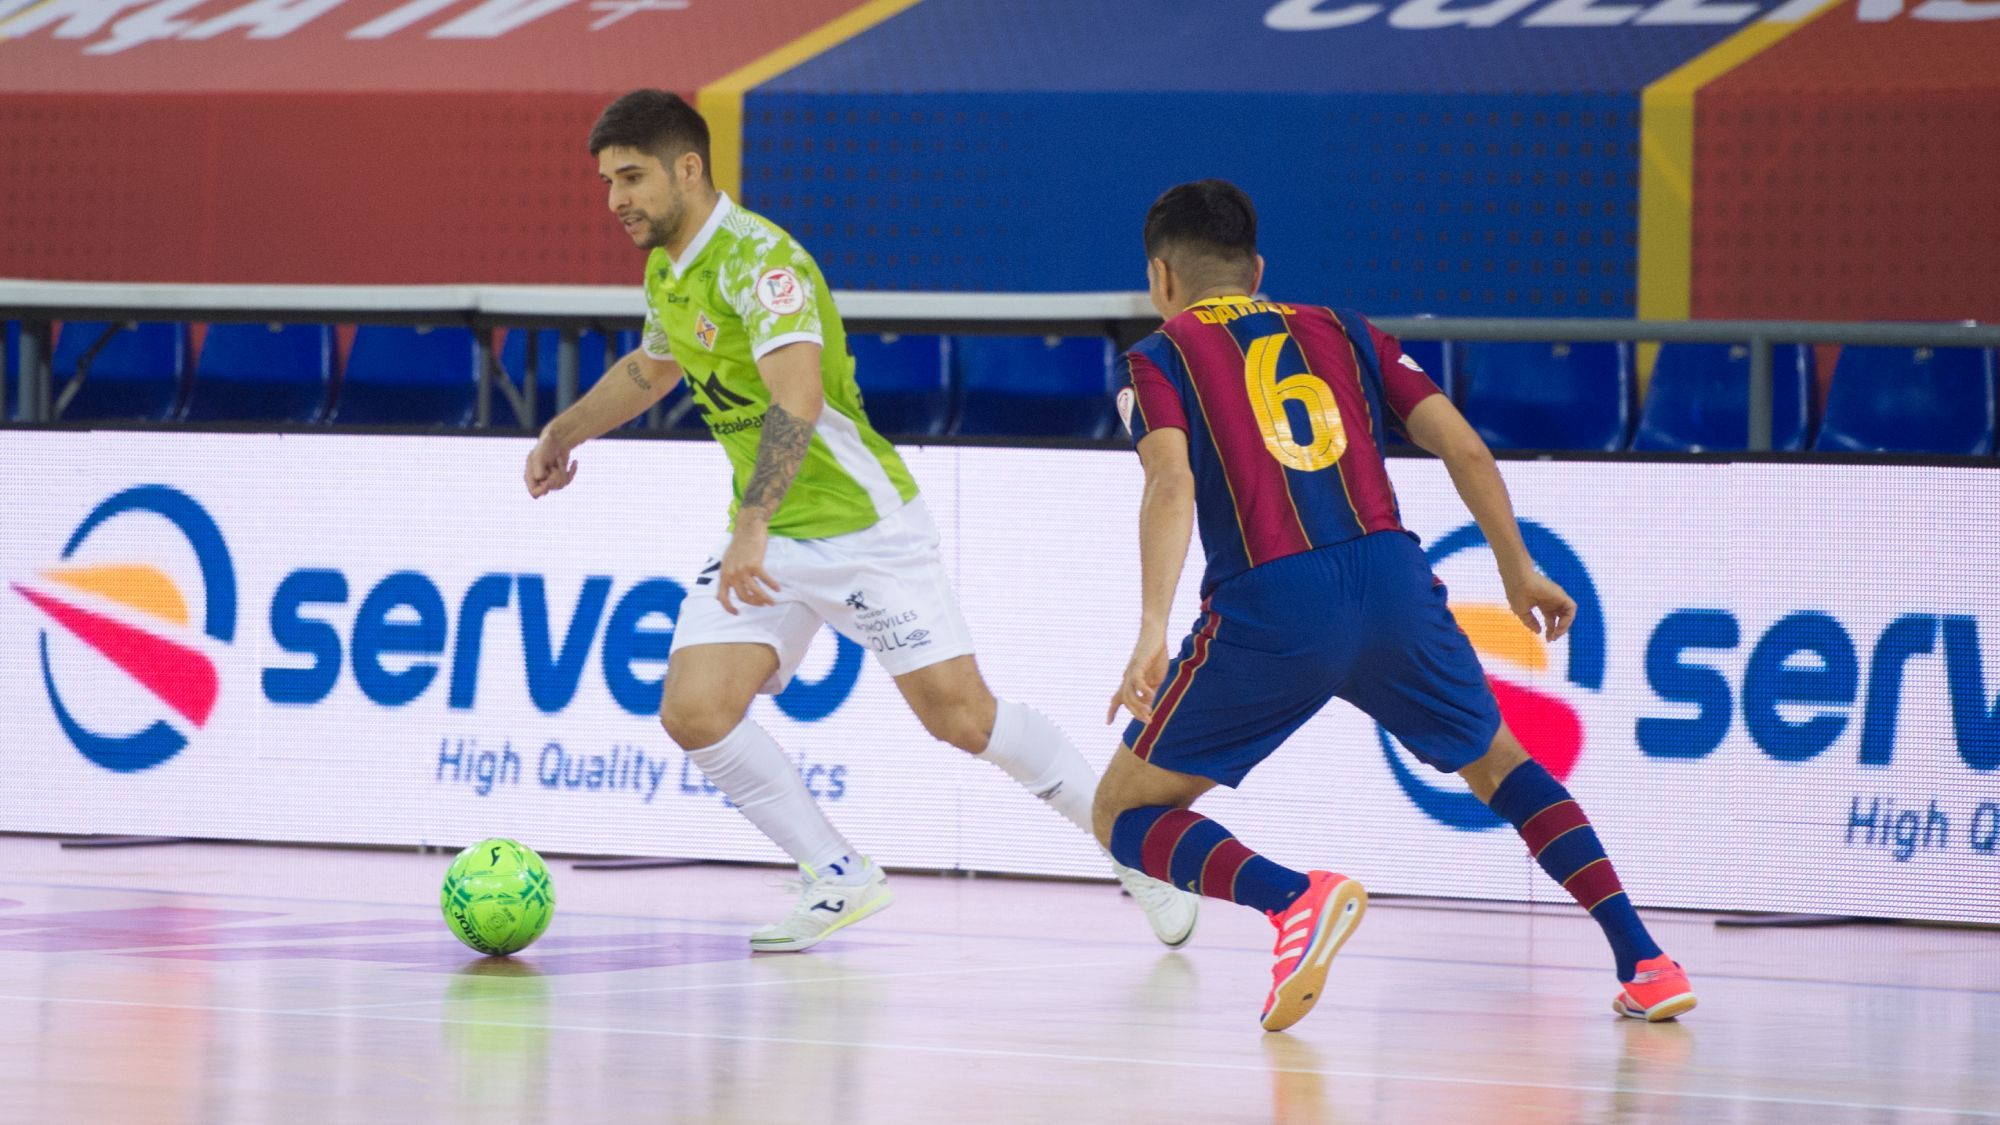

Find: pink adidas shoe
1612;954;1698;1022
1260;871;1368;1032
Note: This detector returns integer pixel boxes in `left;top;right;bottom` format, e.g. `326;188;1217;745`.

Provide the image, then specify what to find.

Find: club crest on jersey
756;268;807;316
695;310;719;350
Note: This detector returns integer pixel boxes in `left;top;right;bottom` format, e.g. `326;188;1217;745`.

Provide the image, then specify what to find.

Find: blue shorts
1123;531;1501;787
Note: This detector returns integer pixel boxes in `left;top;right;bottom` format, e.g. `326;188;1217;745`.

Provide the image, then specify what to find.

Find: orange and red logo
1380;521;1604;829
12;486;235;772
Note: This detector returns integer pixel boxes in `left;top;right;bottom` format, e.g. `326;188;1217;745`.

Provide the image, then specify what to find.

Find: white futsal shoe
749;858;894;952
1112;861;1200;948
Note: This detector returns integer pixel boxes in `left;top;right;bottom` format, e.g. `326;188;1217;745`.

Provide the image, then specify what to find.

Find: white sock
685;719;860;879
815;853;870;883
979;699;1099;837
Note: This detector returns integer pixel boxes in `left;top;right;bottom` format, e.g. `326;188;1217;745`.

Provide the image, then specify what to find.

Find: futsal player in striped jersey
1093;180;1696;1032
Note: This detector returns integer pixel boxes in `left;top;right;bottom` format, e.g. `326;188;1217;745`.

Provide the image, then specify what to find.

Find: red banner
0;0;873;282
1694;9;2000;322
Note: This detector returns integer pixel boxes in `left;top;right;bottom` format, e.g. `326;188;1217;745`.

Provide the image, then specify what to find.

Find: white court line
301;957;1137;1014
0;990;1982;1116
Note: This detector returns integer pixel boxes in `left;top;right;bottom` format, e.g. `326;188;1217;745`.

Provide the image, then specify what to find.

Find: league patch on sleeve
1398;353;1427;373
1116;386;1137;435
755;268;808;316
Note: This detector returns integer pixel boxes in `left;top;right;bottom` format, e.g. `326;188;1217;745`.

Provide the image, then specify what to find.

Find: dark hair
588;89;712;181
1143;178;1257;265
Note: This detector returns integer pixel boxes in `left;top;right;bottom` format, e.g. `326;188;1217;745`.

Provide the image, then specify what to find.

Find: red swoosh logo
1487;676;1581;782
14;584;218;727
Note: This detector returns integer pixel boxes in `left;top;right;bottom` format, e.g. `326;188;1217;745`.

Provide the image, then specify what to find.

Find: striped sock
1109;806;1310;915
1487;760;1663;981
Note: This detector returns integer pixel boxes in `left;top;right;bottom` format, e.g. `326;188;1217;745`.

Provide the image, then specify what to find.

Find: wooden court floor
0;835;1993;1124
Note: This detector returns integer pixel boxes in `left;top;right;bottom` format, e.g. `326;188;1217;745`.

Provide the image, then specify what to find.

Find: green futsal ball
441;838;555;956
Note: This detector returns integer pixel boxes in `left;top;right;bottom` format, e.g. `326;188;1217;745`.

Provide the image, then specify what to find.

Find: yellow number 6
1244;333;1346;471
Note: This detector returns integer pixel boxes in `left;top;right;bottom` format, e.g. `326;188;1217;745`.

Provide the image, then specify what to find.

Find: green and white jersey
641;194;919;540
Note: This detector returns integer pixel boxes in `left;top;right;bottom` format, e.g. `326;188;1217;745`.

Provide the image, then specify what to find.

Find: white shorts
673;498;976;693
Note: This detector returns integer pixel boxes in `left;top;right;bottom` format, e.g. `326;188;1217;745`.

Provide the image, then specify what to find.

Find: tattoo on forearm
624;361;651;390
740;402;814;518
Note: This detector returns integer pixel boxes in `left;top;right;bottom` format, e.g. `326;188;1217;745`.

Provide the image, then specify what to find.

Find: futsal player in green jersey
524;90;1195;951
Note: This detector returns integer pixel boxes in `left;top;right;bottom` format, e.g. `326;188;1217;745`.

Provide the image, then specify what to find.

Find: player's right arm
1109;427;1197;725
524;347;682;498
1108;347;1197;725
1403;395;1575;640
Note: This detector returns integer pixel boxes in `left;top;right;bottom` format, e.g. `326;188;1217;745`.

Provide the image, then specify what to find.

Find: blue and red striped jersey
1118;296;1442;596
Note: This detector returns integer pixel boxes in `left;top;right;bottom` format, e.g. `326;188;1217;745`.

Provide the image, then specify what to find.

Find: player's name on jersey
1192;301;1301;325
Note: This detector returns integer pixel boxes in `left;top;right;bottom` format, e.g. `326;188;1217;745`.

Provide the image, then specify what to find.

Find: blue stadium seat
499;328;637;427
52;321;186;422
951;335;1116;439
330;325;480;427
1457;341;1632;451
850;333;951;437
1631;343;1813;452
4;321;18;420
181;323;334;423
1814;346;1998;455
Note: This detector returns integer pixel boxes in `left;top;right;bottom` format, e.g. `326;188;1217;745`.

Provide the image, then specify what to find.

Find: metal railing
0;281;1150;431
4;280;1997;450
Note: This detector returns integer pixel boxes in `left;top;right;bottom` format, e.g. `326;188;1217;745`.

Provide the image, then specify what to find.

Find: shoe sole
1261;880;1367;1033
1159;911;1197;950
748;888;894;953
1114;864;1200;949
1613;991;1698;1022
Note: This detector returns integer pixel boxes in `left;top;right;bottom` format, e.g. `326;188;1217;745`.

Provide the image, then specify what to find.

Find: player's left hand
1507;572;1576;641
1108;634;1171;725
717;524;780;616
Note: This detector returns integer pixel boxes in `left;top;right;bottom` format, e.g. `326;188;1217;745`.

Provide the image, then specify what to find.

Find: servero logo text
19;487;864;773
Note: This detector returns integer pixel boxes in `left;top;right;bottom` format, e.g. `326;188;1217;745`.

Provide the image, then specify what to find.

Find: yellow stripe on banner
1450;604;1550;673
44;565;190;626
697;0;930;200
1635;0;1841;388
